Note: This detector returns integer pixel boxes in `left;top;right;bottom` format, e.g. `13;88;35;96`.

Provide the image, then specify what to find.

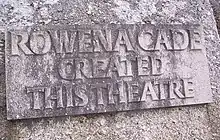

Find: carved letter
92;84;106;105
155;29;172;50
44;87;53;109
119;56;133;77
169;80;185;99
45;86;64;109
114;29;134;52
138;25;156;51
127;81;140;102
93;58;110;78
91;84;106;105
79;30;93;52
75;85;88;107
141;81;159;101
11;31;33;55
65;84;74;107
107;57;123;77
27;87;45;110
94;29;112;52
190;27;203;50
75;58;92;80
30;31;51;54
172;29;189;50
151;56;163;75
49;30;77;53
97;87;104;105
183;79;194;98
107;56;133;77
107;83;114;104
137;56;151;76
154;81;166;100
58;58;75;80
108;81;126;104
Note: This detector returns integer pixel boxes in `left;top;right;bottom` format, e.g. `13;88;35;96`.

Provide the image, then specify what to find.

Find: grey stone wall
0;0;220;139
206;1;220;139
0;29;8;139
210;0;220;33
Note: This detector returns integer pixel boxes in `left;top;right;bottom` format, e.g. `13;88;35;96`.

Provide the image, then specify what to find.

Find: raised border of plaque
5;24;212;120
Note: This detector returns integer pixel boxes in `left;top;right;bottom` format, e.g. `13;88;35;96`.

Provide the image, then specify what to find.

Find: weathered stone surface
0;0;219;139
6;24;212;120
206;1;220;139
0;29;8;139
0;30;5;108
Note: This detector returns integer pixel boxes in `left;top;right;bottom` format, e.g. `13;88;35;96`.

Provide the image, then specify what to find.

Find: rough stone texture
10;106;211;140
0;0;220;139
210;0;220;34
0;30;9;140
206;1;220;139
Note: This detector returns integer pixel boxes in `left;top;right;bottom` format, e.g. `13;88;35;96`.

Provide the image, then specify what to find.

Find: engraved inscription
27;78;194;109
9;25;202;56
6;24;212;120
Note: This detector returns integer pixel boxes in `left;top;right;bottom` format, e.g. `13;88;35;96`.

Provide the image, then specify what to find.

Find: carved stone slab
5;24;212;120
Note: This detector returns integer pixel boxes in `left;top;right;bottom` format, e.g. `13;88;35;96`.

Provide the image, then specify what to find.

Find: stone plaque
5;24;212;120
